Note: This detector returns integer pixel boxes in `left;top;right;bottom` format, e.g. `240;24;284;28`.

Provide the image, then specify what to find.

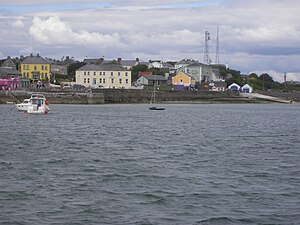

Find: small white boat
27;94;49;114
16;99;30;112
16;94;49;114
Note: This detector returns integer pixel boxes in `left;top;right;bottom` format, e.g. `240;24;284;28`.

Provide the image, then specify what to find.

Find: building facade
20;54;50;81
76;63;131;89
136;75;167;86
172;72;196;87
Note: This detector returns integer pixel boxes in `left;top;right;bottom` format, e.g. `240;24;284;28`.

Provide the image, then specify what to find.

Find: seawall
1;89;297;104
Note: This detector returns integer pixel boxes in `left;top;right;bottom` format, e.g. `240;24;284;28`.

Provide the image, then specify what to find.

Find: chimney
37;53;40;57
117;58;121;64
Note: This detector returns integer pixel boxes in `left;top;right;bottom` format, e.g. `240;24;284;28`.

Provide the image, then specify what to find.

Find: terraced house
20;54;50;81
76;63;131;89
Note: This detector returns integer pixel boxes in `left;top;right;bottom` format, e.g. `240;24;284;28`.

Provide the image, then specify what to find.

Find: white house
228;83;241;93
241;84;253;93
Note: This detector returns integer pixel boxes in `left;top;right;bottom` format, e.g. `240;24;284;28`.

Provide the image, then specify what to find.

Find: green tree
131;64;148;81
67;62;86;81
259;73;274;90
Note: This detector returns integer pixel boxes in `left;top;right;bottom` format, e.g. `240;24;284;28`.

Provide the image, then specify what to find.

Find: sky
0;0;299;82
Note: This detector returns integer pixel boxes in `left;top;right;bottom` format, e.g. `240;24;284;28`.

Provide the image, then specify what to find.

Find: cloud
12;19;25;28
29;16;123;47
1;0;300;81
19;46;35;55
0;0;214;7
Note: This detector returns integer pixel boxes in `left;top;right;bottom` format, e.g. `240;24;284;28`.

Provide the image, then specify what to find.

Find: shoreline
0;89;298;105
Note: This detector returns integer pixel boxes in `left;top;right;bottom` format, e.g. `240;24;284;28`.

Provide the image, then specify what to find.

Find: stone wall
2;89;296;104
95;89;249;104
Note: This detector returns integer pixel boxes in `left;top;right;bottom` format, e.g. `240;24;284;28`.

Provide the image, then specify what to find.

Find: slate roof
83;58;138;68
1;56;16;69
77;63;130;71
21;54;50;64
0;67;21;78
121;60;138;67
144;75;167;81
188;62;207;67
63;56;76;65
176;58;198;65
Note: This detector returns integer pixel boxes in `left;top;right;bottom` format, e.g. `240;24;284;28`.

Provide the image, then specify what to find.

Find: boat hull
16;104;28;112
27;105;49;114
16;99;30;112
149;106;165;110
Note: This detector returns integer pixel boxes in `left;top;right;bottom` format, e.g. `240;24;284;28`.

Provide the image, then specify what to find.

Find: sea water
0;103;299;225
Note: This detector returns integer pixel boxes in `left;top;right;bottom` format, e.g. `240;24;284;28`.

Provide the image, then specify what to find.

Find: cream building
75;63;131;89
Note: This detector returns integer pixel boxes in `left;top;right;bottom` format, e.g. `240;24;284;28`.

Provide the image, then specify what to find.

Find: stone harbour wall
1;89;298;104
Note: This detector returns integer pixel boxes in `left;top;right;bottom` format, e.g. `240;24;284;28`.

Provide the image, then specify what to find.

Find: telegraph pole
284;72;287;88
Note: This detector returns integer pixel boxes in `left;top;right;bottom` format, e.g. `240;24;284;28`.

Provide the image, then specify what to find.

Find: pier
240;93;293;104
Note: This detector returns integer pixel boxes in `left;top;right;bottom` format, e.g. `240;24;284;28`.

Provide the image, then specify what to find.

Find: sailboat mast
153;74;156;103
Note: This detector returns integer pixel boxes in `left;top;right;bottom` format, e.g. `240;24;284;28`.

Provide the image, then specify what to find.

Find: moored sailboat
149;75;165;110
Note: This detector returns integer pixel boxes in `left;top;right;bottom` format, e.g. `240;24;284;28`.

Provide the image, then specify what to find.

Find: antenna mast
215;26;220;64
204;31;211;64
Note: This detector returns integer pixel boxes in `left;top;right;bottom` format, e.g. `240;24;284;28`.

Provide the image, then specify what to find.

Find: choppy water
0;103;300;225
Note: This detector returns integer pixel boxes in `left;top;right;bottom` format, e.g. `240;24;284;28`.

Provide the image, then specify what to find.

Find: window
103;72;105;75
23;72;26;76
100;72;102;75
84;72;86;75
111;78;114;83
84;78;86;83
125;72;128;76
93;78;96;85
26;65;29;70
34;65;37;70
42;65;44;70
119;79;122;84
111;72;113;76
118;72;121;76
27;72;29;77
126;79;128;84
87;78;90;83
45;66;48;70
103;78;106;83
94;72;96;76
23;65;26;70
88;72;90;75
45;72;48;78
99;78;102;83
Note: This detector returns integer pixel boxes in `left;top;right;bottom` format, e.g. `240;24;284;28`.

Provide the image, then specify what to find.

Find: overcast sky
0;0;299;82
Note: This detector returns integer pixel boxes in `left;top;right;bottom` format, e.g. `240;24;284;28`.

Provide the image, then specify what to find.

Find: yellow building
172;72;196;87
20;54;50;81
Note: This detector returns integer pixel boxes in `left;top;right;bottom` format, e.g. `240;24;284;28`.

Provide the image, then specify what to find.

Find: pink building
0;78;20;90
